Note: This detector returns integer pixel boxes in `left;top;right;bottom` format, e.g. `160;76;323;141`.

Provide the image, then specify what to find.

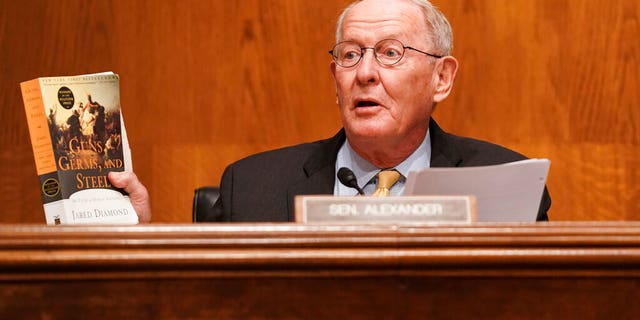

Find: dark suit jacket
208;119;550;222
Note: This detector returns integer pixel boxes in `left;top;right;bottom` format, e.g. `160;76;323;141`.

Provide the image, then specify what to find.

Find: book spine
20;79;65;224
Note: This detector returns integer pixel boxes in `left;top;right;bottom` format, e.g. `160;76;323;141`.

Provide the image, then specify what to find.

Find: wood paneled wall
1;0;638;223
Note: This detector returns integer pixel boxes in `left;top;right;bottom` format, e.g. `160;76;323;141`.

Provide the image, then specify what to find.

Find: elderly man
111;0;550;223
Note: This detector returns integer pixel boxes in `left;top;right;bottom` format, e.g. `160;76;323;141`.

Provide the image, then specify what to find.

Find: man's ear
330;61;339;105
433;56;458;103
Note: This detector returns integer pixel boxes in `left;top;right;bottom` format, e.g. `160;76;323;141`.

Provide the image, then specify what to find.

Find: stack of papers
403;159;550;222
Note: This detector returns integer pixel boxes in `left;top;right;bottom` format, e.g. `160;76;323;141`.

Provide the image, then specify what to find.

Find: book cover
20;72;138;225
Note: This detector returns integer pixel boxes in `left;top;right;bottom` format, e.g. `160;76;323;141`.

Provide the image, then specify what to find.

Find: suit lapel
286;130;346;220
429;118;462;168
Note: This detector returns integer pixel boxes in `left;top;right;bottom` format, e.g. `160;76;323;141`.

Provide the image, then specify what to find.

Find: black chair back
192;186;220;222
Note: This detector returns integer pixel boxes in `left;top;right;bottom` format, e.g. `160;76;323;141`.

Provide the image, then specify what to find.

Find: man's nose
355;49;380;85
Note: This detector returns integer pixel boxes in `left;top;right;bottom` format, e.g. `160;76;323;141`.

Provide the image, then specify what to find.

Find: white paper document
403;159;550;222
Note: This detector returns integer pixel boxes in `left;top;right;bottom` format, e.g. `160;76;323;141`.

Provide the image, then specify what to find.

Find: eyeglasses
329;39;443;68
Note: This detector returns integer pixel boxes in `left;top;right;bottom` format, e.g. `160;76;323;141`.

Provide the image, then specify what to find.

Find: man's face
331;0;443;146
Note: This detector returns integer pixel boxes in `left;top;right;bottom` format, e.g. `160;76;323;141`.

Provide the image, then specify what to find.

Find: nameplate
294;195;476;223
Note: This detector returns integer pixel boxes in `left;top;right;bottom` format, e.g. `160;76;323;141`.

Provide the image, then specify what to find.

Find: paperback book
20;72;138;225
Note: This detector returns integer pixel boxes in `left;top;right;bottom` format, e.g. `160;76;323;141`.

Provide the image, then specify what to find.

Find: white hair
334;0;453;55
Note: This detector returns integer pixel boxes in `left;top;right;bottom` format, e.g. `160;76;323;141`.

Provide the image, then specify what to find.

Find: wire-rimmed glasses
329;39;443;68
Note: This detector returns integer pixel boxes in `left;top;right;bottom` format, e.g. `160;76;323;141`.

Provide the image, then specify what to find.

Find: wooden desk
1;222;640;319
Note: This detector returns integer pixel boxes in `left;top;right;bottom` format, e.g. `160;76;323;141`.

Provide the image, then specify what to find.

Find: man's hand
108;171;152;223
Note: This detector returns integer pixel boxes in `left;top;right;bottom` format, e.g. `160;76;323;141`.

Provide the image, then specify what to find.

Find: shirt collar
334;130;431;195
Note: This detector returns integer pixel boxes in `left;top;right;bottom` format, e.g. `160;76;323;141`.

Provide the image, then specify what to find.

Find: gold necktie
372;169;401;197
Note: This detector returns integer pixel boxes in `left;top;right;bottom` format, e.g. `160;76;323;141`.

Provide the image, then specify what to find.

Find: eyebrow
341;35;405;45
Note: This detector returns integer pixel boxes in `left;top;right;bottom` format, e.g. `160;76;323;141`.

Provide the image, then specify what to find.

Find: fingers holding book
109;171;152;223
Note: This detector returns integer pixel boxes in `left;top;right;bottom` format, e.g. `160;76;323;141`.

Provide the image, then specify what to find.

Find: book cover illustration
20;72;138;225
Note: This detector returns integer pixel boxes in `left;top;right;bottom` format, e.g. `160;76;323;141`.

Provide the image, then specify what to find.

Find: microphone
337;167;365;195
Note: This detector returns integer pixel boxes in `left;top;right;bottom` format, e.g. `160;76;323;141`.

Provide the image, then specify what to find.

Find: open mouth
356;100;380;108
